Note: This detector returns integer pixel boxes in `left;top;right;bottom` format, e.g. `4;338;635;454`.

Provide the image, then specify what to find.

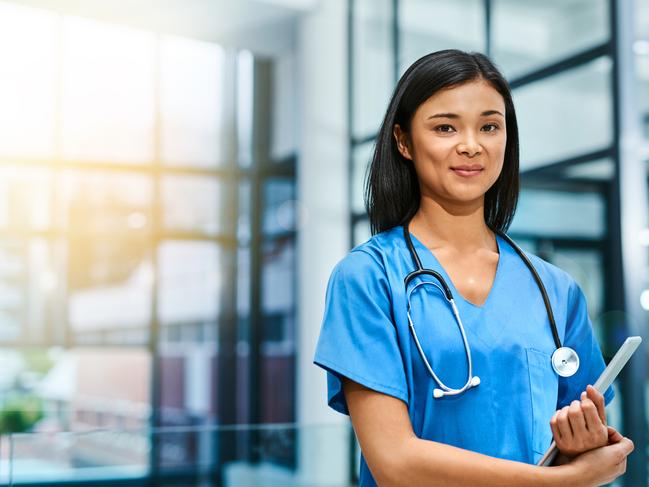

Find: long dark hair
365;49;519;235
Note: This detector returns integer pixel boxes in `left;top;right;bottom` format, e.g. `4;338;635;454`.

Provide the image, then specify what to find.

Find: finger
607;426;624;444
581;397;602;432
586;385;607;425
550;413;561;440
556;406;573;440
567;400;587;437
608;435;634;459
617;437;634;456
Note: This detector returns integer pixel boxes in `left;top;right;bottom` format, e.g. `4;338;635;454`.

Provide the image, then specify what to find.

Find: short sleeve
557;279;615;409
313;249;408;415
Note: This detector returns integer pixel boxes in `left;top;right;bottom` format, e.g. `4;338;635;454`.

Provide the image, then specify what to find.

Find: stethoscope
403;224;580;399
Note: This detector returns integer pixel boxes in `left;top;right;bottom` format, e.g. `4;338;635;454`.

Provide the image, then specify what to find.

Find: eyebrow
427;110;504;119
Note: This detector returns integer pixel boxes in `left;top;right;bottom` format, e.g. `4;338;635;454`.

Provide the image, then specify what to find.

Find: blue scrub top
313;226;614;486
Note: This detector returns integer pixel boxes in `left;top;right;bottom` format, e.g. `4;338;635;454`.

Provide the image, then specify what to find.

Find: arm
343;378;633;487
343;378;571;487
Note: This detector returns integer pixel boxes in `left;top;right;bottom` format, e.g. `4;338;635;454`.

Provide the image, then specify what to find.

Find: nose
457;132;483;157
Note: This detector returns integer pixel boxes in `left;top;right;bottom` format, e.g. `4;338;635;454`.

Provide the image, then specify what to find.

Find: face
393;79;507;208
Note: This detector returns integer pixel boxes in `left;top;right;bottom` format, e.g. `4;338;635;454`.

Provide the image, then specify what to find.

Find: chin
444;190;487;206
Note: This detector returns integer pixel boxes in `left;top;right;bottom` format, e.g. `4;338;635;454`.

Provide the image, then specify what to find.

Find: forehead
416;80;505;115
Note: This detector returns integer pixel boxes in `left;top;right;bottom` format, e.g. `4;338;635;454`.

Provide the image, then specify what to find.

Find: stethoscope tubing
401;223;578;398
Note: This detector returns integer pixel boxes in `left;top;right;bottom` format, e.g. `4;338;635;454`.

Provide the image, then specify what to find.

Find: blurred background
0;0;645;485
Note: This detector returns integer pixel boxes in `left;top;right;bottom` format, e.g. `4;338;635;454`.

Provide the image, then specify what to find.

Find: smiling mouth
451;167;484;177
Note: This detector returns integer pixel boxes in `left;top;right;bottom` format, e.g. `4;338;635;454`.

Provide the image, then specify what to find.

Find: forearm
378;437;582;487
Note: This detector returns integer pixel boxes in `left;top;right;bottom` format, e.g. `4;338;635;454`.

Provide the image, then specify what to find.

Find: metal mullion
392;0;399;83
507;233;604;248
214;48;240;486
0;230;236;247
520;148;615;179
0;158;294;183
148;34;162;486
347;1;358;481
347;0;356;255
485;0;492;57
609;1;648;485
350;132;377;147
0;158;231;179
521;178;608;194
247;174;262;463
509;43;610;89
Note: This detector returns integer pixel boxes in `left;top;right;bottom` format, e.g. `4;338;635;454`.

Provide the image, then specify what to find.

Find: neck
409;194;496;253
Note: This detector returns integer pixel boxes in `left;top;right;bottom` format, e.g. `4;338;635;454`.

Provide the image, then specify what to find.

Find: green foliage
0;395;44;434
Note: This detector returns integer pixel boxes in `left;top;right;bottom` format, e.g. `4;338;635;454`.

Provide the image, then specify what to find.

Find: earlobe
392;124;413;161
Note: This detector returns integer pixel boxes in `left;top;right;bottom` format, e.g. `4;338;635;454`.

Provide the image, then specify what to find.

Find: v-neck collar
407;231;505;310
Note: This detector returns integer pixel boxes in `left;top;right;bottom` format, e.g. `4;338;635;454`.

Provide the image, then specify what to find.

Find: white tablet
537;336;642;466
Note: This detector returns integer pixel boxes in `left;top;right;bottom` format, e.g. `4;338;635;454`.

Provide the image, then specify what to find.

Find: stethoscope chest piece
551;346;580;377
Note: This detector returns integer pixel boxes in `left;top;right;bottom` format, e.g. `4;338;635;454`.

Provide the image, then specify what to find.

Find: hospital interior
0;0;646;485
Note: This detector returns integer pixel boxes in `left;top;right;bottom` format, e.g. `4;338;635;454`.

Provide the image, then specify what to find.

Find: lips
451;165;483;171
450;165;484;177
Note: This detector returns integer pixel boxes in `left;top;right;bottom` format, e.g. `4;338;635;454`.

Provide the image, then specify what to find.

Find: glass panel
161;35;226;168
237;51;254;168
352;142;373;214
0;239;58;343
510;188;605;239
271;54;297;161
637;51;649;139
261;237;294;345
261;237;295;424
562;158;614;181
492;0;609;78
237;246;250;320
263;179;295;236
3;347;151;482
0;3;56;159
157;241;222;325
514;57;613;170
399;0;485;75
5;424;351;484
58;170;152;235
0;347;150;431
0;166;52;231
354;218;372;246
162;175;228;236
62;17;156;164
68;238;152;344
546;247;604;319
238;180;252;245
352;0;393;140
159;337;217;426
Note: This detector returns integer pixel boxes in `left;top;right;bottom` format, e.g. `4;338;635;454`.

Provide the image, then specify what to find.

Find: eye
435;124;455;133
482;123;500;133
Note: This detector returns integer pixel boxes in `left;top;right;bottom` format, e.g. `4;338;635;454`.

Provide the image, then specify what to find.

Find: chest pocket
526;348;558;457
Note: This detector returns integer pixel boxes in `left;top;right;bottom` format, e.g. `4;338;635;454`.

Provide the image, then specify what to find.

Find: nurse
313;49;634;486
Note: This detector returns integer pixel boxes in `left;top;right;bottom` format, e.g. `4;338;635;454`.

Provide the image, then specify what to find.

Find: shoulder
331;226;403;278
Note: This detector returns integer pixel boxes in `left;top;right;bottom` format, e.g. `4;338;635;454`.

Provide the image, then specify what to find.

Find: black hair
364;49;519;235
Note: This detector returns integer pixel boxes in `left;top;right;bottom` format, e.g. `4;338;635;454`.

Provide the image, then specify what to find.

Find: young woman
313;49;634;486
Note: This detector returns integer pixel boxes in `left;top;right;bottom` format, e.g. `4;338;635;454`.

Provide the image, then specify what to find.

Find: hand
550;385;608;457
568;426;634;487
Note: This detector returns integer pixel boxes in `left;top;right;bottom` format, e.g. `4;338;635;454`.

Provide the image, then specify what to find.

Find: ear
393;124;413;161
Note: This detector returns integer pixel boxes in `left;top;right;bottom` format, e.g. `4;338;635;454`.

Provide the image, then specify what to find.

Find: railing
0;423;355;486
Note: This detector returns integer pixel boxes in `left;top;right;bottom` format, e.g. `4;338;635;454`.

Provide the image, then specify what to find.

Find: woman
313;49;634;486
